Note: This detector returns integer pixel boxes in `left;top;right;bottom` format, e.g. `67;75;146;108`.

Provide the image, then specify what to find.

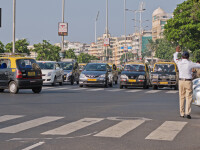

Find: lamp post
124;0;127;62
61;0;65;59
105;0;108;62
13;0;16;54
95;11;99;43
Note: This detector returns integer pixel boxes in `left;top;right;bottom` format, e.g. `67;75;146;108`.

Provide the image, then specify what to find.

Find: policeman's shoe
180;115;184;118
186;115;191;119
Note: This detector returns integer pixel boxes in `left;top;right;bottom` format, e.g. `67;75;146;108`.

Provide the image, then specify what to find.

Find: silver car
79;63;113;88
193;78;200;106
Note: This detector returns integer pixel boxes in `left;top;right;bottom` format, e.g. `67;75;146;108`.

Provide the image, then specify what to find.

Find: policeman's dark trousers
179;80;193;116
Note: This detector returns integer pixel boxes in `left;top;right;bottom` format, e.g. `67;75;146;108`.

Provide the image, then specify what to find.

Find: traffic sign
58;22;68;36
104;38;110;47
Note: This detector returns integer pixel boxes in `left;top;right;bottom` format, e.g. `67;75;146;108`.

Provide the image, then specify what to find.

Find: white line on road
126;90;142;93
146;90;161;94
0;115;24;123
42;118;104;135
94;120;145;138
145;121;187;141
87;89;104;91
0;116;64;133
166;91;179;94
69;88;88;91
107;89;123;92
22;142;45;150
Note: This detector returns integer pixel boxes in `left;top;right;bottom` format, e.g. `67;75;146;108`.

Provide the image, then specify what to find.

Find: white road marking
42;118;104;135
166;91;178;94
126;90;142;93
22;142;45;150
69;88;88;91
107;89;122;92
146;90;160;94
145;121;187;141
94;120;145;138
0;115;24;123
0;116;63;133
87;89;104;91
44;87;70;91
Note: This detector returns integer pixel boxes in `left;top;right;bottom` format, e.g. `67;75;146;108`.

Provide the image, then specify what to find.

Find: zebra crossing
42;86;179;94
0;115;187;141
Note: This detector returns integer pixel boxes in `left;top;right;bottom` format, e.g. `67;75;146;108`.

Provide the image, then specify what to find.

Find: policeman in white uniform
174;46;200;119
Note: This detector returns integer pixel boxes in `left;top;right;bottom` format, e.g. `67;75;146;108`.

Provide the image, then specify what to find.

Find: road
0;84;200;150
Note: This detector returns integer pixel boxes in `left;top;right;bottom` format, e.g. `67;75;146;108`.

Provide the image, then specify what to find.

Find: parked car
0;54;43;94
193;78;200;106
151;62;179;90
79;63;113;87
58;61;80;85
108;63;118;84
37;61;64;86
119;62;150;89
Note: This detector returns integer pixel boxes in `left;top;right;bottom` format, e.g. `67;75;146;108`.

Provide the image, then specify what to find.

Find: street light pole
61;0;65;54
105;0;108;62
13;0;16;54
95;11;99;43
124;0;127;62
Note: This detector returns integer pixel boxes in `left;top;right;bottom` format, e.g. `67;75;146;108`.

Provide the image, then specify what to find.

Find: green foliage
5;39;30;54
0;41;4;53
164;0;200;52
77;53;99;63
65;49;77;59
33;40;61;61
192;49;200;62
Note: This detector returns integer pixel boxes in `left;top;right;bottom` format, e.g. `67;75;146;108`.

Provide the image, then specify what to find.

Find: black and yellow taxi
151;62;178;90
119;62;150;89
0;54;43;94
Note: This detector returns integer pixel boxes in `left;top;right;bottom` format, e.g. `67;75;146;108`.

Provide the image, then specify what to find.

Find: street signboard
104;38;110;47
58;22;68;36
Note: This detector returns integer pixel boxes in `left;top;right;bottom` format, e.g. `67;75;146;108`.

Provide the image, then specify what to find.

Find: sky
0;0;185;45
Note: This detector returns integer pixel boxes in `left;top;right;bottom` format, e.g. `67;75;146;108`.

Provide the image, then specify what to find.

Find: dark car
0;55;43;94
58;61;80;85
119;62;150;89
151;62;179;90
79;63;114;88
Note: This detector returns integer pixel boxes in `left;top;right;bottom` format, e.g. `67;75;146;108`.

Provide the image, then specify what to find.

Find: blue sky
0;0;185;45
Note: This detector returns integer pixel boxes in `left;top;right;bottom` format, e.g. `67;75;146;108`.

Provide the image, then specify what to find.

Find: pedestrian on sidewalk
173;46;200;119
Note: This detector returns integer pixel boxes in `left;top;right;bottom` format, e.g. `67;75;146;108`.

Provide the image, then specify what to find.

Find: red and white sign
104;38;110;47
58;22;68;36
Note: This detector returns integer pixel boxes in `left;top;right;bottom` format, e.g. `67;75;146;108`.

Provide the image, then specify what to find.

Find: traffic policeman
173;46;200;119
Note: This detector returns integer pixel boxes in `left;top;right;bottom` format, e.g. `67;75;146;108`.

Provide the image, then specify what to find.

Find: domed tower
152;7;171;41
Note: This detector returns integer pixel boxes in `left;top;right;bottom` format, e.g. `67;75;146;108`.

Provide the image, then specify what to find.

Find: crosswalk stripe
94;120;145;138
146;90;160;94
22;142;45;150
42;118;104;135
0;116;63;133
145;121;187;141
166;91;178;94
0;115;24;123
87;89;104;91
126;90;142;93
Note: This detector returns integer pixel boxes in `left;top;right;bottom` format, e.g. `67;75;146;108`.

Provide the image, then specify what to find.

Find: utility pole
105;0;108;62
61;0;65;56
13;0;16;54
124;0;127;62
95;11;99;43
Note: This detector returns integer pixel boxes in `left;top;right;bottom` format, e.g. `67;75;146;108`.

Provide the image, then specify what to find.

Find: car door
0;59;11;87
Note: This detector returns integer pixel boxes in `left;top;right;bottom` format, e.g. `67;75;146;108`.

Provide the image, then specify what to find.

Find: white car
37;61;64;86
192;78;200;106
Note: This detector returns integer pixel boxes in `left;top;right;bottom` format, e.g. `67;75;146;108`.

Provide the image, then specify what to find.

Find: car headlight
169;75;176;79
152;74;159;79
47;72;52;76
193;79;200;86
80;73;87;78
138;75;145;79
120;74;128;79
99;74;106;78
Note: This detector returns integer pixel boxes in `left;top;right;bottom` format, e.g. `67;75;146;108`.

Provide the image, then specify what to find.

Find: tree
32;40;61;61
0;41;4;53
164;0;200;52
77;53;99;63
5;39;30;54
65;49;77;59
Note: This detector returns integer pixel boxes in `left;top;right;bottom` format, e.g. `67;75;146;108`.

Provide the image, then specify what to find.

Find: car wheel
32;87;42;93
79;84;83;87
9;81;19;94
0;89;5;92
120;85;123;89
153;85;158;90
52;77;57;86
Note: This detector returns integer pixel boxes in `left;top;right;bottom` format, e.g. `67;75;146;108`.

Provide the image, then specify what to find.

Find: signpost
58;22;68;36
104;38;110;47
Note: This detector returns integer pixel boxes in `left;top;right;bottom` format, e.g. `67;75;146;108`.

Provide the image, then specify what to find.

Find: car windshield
60;62;73;70
123;64;145;72
85;64;107;71
37;62;55;70
16;59;36;69
79;65;86;70
154;64;176;72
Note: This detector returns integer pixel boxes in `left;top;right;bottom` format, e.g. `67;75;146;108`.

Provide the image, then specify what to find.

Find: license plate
28;72;35;76
129;79;136;82
160;82;168;84
88;79;97;81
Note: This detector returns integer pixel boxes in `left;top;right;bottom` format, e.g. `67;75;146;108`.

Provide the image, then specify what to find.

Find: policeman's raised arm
173;45;181;63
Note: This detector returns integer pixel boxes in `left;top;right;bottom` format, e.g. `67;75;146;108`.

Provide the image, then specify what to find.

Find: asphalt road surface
0;84;200;150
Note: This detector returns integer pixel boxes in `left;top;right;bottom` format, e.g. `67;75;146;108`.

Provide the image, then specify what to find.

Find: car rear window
37;62;55;70
16;59;36;69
